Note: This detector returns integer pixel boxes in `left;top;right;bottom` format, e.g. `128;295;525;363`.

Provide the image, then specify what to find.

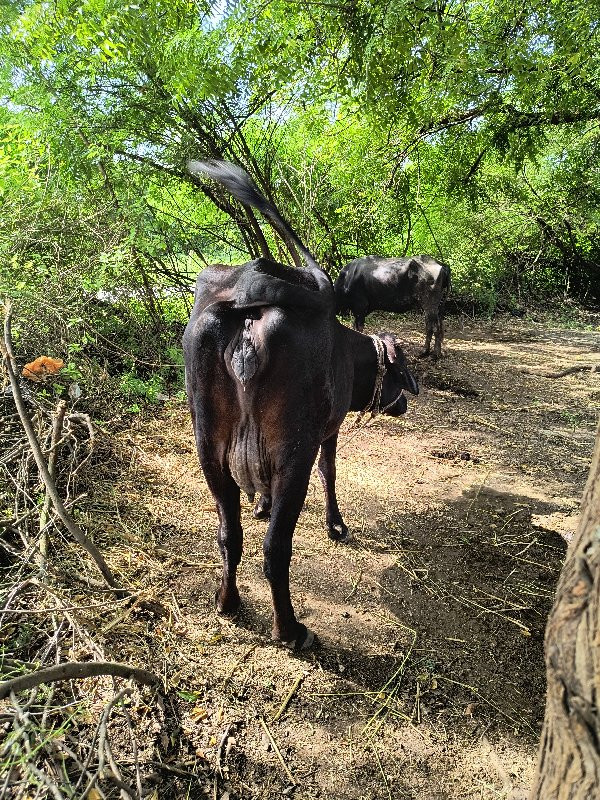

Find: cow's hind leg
318;434;350;542
433;315;443;360
420;311;436;358
433;296;446;360
205;469;243;616
264;467;315;649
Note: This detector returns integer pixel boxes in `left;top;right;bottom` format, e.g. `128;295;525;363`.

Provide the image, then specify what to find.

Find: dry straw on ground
2;310;599;798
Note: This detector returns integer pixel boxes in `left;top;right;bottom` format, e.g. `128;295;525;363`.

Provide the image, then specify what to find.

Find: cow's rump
184;261;334;497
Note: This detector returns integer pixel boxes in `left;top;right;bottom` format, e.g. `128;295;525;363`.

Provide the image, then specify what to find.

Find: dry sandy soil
91;312;600;800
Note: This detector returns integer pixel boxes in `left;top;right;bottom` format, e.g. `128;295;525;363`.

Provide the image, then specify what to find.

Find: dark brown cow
335;255;451;359
184;161;418;649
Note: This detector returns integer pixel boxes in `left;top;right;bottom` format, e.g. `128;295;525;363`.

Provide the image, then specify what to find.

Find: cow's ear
403;365;419;395
380;334;397;365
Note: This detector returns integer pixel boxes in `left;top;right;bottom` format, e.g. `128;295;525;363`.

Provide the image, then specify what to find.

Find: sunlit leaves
0;0;598;310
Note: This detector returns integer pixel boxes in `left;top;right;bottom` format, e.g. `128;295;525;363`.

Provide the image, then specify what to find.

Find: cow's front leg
353;315;365;333
253;494;272;520
318;434;350;542
264;468;315;649
204;468;243;616
352;300;368;333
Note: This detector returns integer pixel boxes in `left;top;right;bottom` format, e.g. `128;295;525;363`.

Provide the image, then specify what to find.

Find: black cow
334;255;451;359
183;161;418;650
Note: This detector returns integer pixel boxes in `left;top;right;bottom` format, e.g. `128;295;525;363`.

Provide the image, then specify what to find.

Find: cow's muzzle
383;389;408;416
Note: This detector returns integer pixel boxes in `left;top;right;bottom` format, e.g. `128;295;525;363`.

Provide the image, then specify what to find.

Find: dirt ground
91;312;600;800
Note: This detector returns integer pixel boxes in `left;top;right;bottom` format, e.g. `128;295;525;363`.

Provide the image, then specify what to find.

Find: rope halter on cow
354;334;387;424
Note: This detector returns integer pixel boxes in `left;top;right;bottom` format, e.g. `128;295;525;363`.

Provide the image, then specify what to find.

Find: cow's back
343;256;417;313
337;255;448;314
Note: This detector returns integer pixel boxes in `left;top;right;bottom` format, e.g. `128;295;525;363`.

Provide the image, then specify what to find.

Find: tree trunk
530;422;600;799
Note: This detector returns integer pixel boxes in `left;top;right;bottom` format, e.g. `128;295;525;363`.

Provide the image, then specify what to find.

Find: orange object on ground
22;356;64;381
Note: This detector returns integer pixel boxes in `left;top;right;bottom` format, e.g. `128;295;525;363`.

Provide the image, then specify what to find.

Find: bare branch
0;661;160;700
520;364;600;378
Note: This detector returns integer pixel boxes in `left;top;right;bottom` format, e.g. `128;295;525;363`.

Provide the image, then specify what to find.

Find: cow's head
378;333;419;415
333;278;350;316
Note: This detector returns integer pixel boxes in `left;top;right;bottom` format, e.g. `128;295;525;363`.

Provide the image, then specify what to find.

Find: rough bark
530;421;600;799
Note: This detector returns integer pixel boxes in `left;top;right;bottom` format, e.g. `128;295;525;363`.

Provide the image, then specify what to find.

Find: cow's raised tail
187;159;331;293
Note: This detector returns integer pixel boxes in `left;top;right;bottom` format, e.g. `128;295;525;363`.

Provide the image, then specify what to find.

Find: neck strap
360;335;387;419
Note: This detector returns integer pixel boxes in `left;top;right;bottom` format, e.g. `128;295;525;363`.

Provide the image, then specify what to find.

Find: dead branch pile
0;308;168;798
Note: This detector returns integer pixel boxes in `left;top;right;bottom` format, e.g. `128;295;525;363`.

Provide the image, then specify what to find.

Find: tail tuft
187;160;271;216
187;159;331;289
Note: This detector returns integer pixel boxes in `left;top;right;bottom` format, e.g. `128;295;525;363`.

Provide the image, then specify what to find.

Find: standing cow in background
334;255;451;360
184;160;418;650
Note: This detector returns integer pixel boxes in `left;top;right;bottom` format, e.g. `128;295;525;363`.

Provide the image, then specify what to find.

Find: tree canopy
1;0;599;319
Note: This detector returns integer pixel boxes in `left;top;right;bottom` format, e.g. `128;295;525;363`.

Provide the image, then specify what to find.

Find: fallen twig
434;674;532;731
0;507;38;528
0;657;39;672
0;660;160;699
81;686;133;800
222;645;257;690
37;399;67;575
520;364;600;378
344;567;363;601
369;740;392;800
272;671;309;721
104;732;137;799
153;547;221;569
259;716;296;785
124;706;143;800
2;597;129;614
148;760;200;778
464;469;492;523
99;592;149;636
216;722;235;778
213;721;235;800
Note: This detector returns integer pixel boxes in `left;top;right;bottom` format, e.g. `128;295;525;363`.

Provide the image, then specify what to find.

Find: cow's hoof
253;495;271;520
418;350;431;359
327;522;351;543
215;590;241;618
279;624;316;651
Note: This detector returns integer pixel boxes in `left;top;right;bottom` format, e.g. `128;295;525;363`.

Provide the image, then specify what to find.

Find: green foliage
119;370;165;403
